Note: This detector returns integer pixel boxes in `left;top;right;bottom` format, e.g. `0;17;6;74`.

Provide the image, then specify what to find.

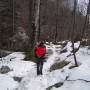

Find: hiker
34;41;46;75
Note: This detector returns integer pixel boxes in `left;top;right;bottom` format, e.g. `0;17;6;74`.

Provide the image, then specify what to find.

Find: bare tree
71;0;78;67
54;0;59;43
29;0;36;49
34;0;41;43
81;0;90;39
29;0;41;49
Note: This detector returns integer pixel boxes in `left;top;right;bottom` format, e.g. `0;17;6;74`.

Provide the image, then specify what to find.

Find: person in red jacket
34;41;46;75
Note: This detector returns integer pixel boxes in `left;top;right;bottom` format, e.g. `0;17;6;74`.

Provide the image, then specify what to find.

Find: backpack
35;46;46;58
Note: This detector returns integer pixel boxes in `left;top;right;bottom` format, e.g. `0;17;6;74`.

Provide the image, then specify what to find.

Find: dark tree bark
71;0;78;67
54;0;59;43
29;0;36;49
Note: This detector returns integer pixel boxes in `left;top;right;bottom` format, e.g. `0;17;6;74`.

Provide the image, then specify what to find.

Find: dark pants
36;58;44;75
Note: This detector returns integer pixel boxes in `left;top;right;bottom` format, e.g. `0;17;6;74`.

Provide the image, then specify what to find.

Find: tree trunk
35;0;41;43
28;0;36;49
72;0;78;67
54;0;59;43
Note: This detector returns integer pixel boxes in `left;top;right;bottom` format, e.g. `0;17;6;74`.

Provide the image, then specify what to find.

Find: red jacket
35;45;46;58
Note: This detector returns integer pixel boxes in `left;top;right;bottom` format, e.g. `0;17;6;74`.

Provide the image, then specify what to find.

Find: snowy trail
17;45;63;90
18;70;67;90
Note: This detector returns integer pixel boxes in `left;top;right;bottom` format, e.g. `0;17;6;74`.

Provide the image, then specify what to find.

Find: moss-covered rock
0;66;12;74
50;60;70;72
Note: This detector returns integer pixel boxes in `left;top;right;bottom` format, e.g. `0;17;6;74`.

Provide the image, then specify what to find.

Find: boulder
0;66;12;74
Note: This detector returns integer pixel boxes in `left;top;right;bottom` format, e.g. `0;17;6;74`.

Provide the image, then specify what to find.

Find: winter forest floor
0;41;90;90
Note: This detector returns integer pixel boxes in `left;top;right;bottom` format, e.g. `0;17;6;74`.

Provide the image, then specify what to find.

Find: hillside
0;41;90;90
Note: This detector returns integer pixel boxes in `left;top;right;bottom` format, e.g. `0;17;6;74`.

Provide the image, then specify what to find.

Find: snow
0;41;90;90
0;74;18;90
68;63;90;81
4;52;25;61
52;80;90;90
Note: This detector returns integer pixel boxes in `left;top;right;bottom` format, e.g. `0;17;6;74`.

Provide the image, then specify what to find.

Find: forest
0;0;90;51
0;0;90;90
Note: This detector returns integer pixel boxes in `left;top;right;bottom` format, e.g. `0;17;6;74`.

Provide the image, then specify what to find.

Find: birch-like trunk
34;0;41;43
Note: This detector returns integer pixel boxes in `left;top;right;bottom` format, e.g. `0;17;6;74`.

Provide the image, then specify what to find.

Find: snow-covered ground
0;41;90;90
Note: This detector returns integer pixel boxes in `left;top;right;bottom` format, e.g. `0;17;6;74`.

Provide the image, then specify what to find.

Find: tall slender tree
54;0;59;43
71;0;78;67
34;0;41;43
